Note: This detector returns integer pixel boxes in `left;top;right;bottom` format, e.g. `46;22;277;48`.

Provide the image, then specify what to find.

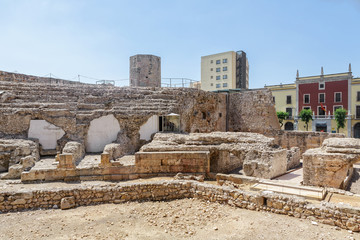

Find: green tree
299;109;313;131
276;111;289;128
334;108;347;133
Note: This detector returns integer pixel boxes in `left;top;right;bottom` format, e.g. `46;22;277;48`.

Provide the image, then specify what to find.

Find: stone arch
85;114;121;152
284;122;294;131
354;123;360;139
28;120;65;150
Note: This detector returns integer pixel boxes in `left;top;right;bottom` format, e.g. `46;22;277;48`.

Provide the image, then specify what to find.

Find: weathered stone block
60;197;75;210
100;153;110;167
303;138;360;189
58;154;75;169
62;141;85;162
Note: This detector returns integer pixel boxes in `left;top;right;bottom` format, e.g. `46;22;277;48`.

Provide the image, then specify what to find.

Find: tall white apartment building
201;51;249;91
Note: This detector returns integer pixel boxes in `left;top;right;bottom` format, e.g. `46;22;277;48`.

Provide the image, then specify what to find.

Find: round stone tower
129;54;161;87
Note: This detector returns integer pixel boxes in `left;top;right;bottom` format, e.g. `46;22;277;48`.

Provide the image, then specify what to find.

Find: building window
223;83;228;87
216;84;220;88
318;106;326;116
273;96;275;103
357;106;360;119
223;66;227;71
216;60;220;64
223;59;227;63
334;105;343;113
303;107;311;110
357;91;360;101
210;60;213;64
223;75;227;79
319;82;325;90
216;76;220;80
286;108;293;118
319;93;325;103
304;94;310;104
216;68;221;72
334;92;342;103
210;68;213;71
210;76;213;79
210;83;213;86
286;95;292;104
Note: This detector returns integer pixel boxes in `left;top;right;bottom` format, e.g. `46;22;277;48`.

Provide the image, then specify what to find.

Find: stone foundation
269;130;344;154
1;180;360;231
135;151;210;174
140;132;288;179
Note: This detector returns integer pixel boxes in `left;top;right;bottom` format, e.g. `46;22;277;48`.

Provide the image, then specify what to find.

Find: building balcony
294;115;353;120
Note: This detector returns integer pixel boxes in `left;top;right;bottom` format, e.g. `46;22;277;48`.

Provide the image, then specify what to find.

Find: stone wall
135;151;210;174
0;81;226;154
1;180;360;231
140;132;288;179
268;130;344;153
0;74;281;156
228;89;280;133
0;70;82;85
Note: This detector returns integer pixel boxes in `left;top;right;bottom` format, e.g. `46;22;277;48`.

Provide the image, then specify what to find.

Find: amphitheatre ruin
1;60;360;238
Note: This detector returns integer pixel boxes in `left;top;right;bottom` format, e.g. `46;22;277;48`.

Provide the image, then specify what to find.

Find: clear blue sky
0;0;359;88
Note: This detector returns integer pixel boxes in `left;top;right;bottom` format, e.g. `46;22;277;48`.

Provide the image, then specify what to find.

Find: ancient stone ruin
0;72;283;179
303;138;360;188
3;70;360;233
139;132;293;179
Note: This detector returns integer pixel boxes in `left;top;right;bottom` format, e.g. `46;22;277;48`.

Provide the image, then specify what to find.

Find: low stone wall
212;151;243;173
1;180;360;231
135;151;210;174
21;151;210;182
269;130;344;153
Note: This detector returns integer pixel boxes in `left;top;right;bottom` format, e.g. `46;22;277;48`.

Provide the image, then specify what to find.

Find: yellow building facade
266;84;296;130
351;78;360;138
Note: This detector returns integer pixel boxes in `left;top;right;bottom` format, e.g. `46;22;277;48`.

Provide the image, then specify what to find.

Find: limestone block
100;153;111;167
0;153;11;172
303;138;360;189
58;154;75;169
103;143;124;160
323;138;360;150
62;141;85;162
21;156;36;170
60;197;75;210
243;149;287;179
1;164;23;179
135;151;210;174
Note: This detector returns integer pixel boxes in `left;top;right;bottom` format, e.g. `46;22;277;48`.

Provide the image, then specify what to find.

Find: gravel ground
0;198;357;240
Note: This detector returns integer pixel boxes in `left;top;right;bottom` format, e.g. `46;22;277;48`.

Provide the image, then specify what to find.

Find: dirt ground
0;198;357;240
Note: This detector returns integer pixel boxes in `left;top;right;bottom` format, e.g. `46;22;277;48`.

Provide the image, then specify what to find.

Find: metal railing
292;114;355;120
161;78;199;88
